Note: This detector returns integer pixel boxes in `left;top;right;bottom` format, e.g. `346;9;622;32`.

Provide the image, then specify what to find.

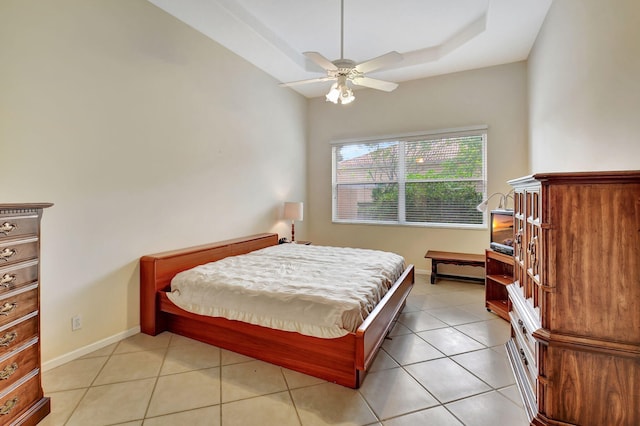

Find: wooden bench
424;250;485;284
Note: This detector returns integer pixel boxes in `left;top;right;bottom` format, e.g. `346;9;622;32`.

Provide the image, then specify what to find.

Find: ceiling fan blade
351;76;398;92
355;51;403;74
279;76;335;87
304;52;338;71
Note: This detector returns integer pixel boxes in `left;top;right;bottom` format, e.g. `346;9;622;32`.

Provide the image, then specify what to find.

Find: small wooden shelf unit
484;249;514;321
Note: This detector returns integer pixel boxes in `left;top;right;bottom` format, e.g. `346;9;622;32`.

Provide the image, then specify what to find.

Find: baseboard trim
42;326;141;372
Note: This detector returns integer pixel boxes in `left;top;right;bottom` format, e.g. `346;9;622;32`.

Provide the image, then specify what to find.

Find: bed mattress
167;243;405;338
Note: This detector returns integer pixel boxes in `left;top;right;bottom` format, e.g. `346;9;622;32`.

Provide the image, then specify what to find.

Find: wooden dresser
506;172;640;426
0;204;52;425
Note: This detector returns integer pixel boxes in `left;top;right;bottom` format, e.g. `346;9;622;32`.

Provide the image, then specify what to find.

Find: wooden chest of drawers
0;204;52;426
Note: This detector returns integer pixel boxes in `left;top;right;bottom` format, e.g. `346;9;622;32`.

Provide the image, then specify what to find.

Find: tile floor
41;275;529;426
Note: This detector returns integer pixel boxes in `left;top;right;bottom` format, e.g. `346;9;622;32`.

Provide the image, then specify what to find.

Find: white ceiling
148;0;553;98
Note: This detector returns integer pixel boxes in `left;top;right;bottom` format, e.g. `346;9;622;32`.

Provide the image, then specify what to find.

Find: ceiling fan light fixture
325;82;340;103
339;83;355;104
326;76;355;105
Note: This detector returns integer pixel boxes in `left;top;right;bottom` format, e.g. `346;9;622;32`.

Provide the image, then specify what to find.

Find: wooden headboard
139;233;278;334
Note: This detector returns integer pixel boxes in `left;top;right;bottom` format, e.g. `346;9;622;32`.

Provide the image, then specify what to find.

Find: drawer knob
517;319;527;335
0;363;17;380
0;222;17;235
0;302;17;316
519;348;529;366
0;274;16;288
0;397;18;415
0;248;16;262
0;332;17;347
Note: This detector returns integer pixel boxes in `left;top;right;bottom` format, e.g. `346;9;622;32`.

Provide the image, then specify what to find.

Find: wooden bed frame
139;233;414;388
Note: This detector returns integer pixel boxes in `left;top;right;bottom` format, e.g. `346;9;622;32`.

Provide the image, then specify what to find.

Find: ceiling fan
280;0;403;104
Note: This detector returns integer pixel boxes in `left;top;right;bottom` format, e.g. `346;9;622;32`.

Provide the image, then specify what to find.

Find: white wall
0;0;307;363
528;0;640;172
307;62;529;269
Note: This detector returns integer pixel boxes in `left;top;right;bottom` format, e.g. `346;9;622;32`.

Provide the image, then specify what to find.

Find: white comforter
167;243;405;338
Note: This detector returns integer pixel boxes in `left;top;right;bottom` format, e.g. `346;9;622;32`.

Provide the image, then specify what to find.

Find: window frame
331;126;488;229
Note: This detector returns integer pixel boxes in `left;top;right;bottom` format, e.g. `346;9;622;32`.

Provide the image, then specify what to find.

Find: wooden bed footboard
356;264;414;371
139;233;415;388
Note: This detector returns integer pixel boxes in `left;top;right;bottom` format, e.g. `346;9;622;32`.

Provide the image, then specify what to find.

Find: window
332;127;487;228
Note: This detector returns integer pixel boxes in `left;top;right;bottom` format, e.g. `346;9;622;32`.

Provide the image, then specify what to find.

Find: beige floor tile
397;311;448;332
404;294;451;310
397;299;421;313
65;378;155;426
359;367;439;419
281;367;326;389
220;348;255;365
382;333;444;365
161;341;221;375
456;302;502;320
455;319;511;347
405;358;491;403
79;342;117;359
113;332;172;354
490;342;509;356
405;291;429;305
168;333;203;346
39;388;86;426
382;406;463;426
436;280;483;290
408;281;451;295
291;382;377;426
221;360;288;403
221;391;300;426
147;368;221;417
428;291;483;307
42;356;108;392
445;390;529;426
451;348;515;389
417;327;486;356
143;405;220;426
387;321;412;337
368;349;400;372
93;349;165;385
424;306;485;326
498;384;524;408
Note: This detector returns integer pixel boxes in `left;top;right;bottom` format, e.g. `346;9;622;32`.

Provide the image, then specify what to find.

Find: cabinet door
513;190;526;292
524;188;542;320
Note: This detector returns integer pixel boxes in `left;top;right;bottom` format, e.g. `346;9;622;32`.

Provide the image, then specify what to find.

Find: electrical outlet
71;315;82;331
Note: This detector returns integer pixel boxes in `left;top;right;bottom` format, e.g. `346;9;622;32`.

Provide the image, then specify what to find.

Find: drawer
505;339;537;421
512;327;537;391
0;369;41;423
0;260;38;296
0;215;38;241
510;307;536;357
0;285;39;328
0;339;38;390
0;238;39;268
0;313;39;358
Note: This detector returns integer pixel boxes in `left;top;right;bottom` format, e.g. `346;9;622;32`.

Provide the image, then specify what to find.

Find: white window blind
332;128;487;227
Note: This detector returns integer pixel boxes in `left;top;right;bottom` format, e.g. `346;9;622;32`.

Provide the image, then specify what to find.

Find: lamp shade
283;202;303;221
